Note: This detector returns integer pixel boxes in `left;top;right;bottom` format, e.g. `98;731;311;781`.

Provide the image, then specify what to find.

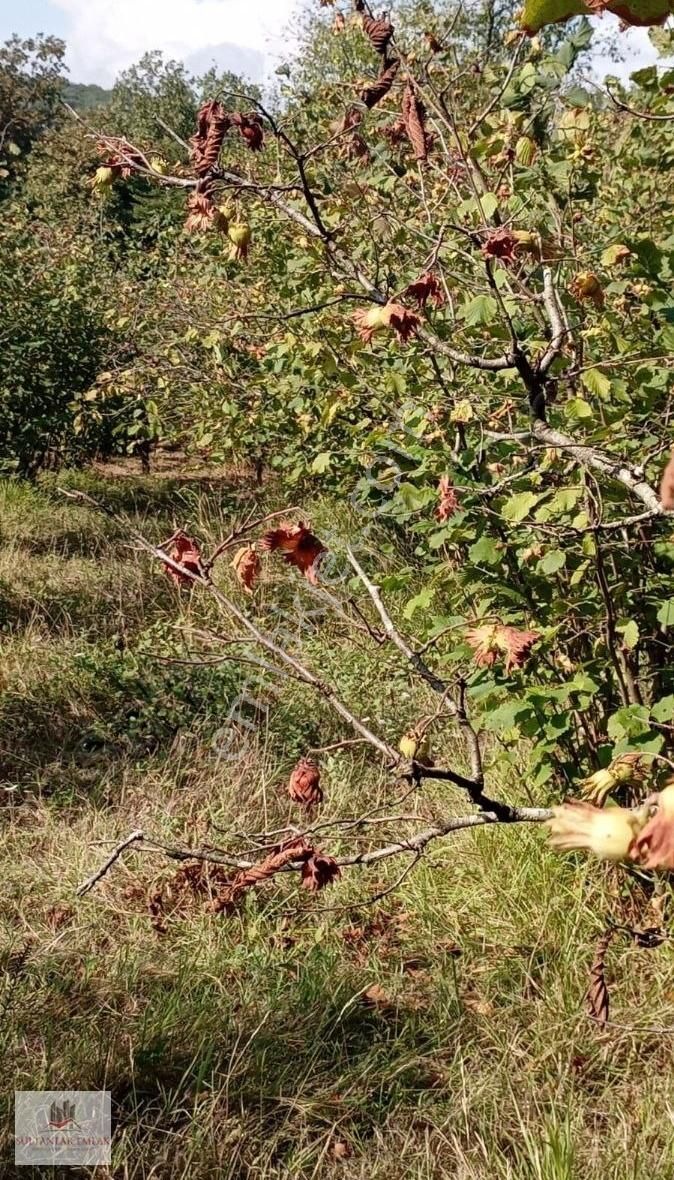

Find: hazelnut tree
71;1;674;1008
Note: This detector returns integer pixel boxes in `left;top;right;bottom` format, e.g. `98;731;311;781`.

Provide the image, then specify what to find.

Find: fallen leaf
331;1140;352;1161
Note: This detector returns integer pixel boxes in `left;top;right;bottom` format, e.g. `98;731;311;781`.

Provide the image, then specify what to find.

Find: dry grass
1;470;674;1179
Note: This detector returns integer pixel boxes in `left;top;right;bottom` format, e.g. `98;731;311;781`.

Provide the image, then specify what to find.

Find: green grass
1;470;674;1179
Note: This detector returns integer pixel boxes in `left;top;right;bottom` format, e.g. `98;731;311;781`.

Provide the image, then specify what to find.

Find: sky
0;0;663;87
0;0;298;85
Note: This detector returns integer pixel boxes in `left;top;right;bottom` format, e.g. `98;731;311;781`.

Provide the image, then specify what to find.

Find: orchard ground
1;467;673;1180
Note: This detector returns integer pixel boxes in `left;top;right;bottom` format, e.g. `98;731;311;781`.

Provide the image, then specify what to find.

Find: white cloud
52;0;298;84
588;15;662;81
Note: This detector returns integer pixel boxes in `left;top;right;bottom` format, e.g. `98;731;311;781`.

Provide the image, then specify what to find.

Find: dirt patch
90;450;264;486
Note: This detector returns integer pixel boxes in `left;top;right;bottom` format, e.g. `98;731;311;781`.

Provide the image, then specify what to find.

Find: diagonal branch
345;547;485;792
530;421;663;514
58;488;397;762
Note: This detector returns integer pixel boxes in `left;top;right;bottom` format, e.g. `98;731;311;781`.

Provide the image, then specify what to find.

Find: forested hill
62;80;112;110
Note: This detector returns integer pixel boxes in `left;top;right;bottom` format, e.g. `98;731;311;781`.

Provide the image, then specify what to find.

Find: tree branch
75;807;553;895
530;422;663;513
76;829;145;895
345;548;485;793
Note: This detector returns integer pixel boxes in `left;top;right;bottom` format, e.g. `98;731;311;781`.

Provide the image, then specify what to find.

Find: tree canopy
3;2;674;901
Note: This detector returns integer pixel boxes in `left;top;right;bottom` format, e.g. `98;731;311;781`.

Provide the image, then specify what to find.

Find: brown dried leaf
362;982;394;1008
482;227;518;264
230;111;265;151
359;59;399;109
147;888;167;935
587;929;612;1026
331;1140;352;1161
405;270;445;308
353;302;420;344
435;474;459;522
184;179;217;232
260;521;326;585
190;100;231;176
231;545;261;593
463;992;495;1017
97;138;146;178
345;133;371;164
362;14;394;54
301;851;341;891
402;83;428;161
209;838;310;913
45;904;73;931
569;271;605;308
165;532;202;586
380;118;407;147
288;757;323;806
465;623;539;674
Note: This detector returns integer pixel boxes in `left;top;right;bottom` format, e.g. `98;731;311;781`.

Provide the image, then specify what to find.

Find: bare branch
530;422;663;514
57;488;398;763
76;807;553;895
76;829;144;895
605;82;674;123
538;267;569;376
345;548;485;792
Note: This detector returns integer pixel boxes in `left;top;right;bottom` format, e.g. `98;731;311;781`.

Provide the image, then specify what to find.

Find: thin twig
77;830;144;895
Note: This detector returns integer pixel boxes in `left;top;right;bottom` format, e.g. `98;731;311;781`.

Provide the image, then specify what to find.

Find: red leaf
288;757;323;807
165;533;202;586
660;450;674;510
435;475;459;521
260;521;326;584
405;271;445;308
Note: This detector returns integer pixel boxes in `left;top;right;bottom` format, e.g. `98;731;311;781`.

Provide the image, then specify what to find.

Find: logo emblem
47;1099;78;1130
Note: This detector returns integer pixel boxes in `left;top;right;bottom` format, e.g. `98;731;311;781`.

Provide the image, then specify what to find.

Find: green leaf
403;587;435;620
538;549;566;575
657;599;674;627
581;369;611;400
544;487;582;517
612;733;664;756
482;699;532;732
619;620;639;650
569;560;590;586
630;66;658;90
387;371;406;396
530;761;555;789
649;26;674;54
501;491;540;523
652;695;674;723
564;398;593;421
311;452;332;474
397;483;436;511
468;535;502;565
478;193;499;220
607;705;651;741
568;673;599;698
461;295;497;327
564;85;590;107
